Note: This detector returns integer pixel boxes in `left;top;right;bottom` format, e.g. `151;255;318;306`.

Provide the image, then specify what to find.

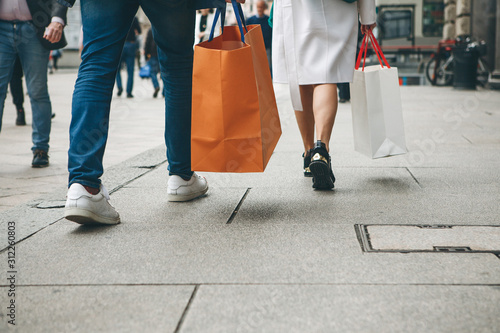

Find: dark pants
10;56;24;110
338;82;350;101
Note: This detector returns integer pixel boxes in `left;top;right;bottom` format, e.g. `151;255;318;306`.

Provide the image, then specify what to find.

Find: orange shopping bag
191;1;281;172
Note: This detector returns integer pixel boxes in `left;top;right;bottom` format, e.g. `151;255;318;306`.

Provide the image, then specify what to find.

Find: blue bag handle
208;0;248;43
231;0;247;43
208;5;225;41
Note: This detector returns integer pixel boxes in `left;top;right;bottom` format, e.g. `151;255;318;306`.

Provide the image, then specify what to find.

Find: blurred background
38;0;500;90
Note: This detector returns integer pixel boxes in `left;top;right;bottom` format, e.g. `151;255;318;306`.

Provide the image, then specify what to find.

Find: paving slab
4;221;500;286
235;176;499;225
181;285;500;333
0;285;194;332
0;146;168;251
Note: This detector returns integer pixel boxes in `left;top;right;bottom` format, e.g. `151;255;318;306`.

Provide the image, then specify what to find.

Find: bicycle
426;38;489;87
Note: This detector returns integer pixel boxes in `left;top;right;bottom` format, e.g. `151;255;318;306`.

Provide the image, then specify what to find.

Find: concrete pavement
1;70;500;332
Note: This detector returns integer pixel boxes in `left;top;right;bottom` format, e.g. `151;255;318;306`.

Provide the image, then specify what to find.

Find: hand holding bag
350;31;408;159
191;0;282;172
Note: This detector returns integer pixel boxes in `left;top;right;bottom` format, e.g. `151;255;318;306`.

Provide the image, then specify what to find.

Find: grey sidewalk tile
407;167;500;189
236;183;499;226
110;186;248;225
5;222;500;286
0;146;168;251
181;285;500;333
0;285;194;332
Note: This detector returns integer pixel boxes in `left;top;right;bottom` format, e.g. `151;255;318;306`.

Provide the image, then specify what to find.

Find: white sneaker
64;183;120;225
167;173;208;202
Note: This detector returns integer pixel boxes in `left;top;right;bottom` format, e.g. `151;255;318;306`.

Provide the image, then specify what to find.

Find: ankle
83;185;99;195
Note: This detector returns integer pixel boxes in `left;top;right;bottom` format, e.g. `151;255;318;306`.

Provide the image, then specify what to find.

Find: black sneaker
117;88;123;96
16;108;26;126
32;149;49;168
303;149;313;177
153;87;160;98
309;140;335;189
126;93;134;98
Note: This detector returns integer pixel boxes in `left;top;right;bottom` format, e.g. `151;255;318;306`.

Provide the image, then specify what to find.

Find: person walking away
116;16;141;98
144;28;161;98
10;56;26;125
0;0;68;167
246;0;272;73
272;0;376;189
62;0;246;225
52;49;63;71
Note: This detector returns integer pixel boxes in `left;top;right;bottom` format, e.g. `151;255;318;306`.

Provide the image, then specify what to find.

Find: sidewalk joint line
0;159;167;254
6;283;500;287
462;135;473;144
405;167;422;188
108;160;166;195
0;218;65;255
226;188;251;224
174;284;199;333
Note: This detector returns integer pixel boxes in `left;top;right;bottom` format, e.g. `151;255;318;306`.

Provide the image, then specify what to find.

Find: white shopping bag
350;32;407;159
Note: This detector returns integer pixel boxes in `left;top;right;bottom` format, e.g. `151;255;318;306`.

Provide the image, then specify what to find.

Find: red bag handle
355;31;391;71
355;34;367;71
368;30;390;68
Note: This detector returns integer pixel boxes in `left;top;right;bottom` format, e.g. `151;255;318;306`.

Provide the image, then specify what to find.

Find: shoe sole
32;163;49;168
65;208;120;225
167;186;208;202
309;161;335;189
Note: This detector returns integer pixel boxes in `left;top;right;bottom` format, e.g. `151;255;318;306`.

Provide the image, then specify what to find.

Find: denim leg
17;22;51;152
68;0;139;188
0;21;18;132
140;0;196;179
123;42;136;94
148;56;159;89
116;59;123;90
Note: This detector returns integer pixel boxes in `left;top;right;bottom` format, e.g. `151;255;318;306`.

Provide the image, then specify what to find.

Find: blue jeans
148;56;160;89
68;0;196;188
115;41;137;94
0;20;51;152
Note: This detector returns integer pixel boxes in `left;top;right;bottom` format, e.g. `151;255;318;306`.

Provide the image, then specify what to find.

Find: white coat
272;0;377;110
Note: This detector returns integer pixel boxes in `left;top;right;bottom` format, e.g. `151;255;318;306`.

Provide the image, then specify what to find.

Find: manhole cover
355;224;500;254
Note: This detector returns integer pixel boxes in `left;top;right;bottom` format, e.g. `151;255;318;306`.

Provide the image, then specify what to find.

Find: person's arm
357;0;377;34
43;0;68;43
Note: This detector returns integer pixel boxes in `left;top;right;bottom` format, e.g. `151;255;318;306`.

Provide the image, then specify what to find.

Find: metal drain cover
356;225;500;253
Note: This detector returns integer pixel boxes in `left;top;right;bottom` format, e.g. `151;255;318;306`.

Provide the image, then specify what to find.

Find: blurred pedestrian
144;28;161;98
52;49;63;71
9;56;26;126
0;0;68;167
272;0;376;189
338;83;350;103
116;16;141;98
47;49;62;74
194;8;219;44
63;0;245;225
246;0;272;73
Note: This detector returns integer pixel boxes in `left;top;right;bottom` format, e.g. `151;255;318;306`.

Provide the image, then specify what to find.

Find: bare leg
295;85;315;154
312;83;338;151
